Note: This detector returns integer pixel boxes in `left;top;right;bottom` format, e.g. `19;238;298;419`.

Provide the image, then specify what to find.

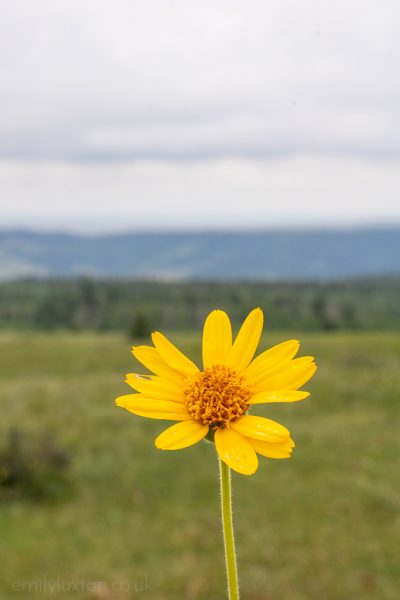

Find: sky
1;0;400;232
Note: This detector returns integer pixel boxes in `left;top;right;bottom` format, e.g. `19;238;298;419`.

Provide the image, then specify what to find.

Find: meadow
1;329;399;599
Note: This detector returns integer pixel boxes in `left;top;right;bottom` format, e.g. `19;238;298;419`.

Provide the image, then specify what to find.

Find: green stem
219;458;240;600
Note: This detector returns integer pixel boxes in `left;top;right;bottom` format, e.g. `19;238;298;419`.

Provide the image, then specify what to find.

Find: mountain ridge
0;228;399;280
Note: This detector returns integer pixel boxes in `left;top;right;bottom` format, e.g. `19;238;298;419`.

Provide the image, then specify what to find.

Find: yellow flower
115;308;317;475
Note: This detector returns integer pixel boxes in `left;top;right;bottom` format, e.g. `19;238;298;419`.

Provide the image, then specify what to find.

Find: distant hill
0;228;399;280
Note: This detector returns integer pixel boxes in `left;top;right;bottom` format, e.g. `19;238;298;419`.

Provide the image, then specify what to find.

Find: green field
1;330;399;599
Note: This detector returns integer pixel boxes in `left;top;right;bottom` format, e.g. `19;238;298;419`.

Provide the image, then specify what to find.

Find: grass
0;329;399;599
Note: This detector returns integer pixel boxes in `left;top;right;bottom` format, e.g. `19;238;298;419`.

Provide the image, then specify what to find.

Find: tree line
1;276;400;334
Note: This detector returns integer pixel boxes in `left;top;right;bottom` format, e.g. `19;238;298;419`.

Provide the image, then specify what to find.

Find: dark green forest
1;277;400;334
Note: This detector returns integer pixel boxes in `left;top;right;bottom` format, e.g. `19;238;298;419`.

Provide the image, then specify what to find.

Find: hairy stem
219;458;240;600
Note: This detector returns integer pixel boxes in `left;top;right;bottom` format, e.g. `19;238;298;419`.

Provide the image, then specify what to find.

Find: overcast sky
1;0;400;231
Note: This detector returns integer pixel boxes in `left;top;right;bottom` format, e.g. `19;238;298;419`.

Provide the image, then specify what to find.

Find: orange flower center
183;365;251;427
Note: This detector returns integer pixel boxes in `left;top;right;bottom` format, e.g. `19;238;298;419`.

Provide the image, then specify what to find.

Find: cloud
2;157;400;231
1;0;400;162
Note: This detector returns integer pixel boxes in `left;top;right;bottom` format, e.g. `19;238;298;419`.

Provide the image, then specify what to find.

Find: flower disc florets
183;365;251;427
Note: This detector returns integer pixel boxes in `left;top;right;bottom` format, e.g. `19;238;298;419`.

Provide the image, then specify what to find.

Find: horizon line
1;223;400;237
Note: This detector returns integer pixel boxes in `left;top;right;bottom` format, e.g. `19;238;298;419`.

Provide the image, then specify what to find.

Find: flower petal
115;394;190;420
202;310;232;369
214;427;258;475
152;332;199;377
132;345;184;384
262;359;317;391
249;437;295;459
231;415;290;442
125;374;185;402
155;420;209;450
226;308;264;372
249;390;310;404
244;339;300;384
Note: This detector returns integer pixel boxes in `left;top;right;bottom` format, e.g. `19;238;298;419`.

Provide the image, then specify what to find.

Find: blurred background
1;1;399;599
